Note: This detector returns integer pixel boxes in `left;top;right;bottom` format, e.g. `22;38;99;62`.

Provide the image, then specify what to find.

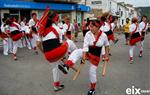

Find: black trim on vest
104;30;113;36
32;26;37;33
11;30;20;36
131;32;141;39
66;31;71;35
89;46;102;57
42;38;61;53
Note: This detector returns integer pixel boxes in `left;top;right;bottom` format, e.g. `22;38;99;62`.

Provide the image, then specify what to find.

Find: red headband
90;21;100;27
52;14;59;22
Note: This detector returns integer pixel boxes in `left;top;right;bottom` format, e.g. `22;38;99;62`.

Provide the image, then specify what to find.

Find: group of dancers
0;8;149;95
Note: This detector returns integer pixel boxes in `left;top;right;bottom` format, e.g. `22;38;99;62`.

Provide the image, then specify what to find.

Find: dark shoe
35;51;38;55
58;64;69;74
87;89;96;95
109;53;112;56
54;85;64;92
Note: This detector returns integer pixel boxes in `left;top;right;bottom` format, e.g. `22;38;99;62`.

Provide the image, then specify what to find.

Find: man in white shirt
139;16;149;57
28;13;39;54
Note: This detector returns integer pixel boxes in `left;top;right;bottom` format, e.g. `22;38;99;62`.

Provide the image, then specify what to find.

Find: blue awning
0;1;91;12
77;4;91;12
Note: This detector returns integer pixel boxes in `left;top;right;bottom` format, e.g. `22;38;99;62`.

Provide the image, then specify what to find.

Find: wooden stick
73;63;84;80
71;66;78;72
102;60;108;77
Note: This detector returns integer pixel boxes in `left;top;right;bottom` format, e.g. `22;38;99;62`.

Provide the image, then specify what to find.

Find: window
122;19;124;25
121;11;123;16
91;1;102;5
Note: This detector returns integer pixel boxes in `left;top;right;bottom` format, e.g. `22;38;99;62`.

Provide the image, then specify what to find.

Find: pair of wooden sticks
72;60;109;80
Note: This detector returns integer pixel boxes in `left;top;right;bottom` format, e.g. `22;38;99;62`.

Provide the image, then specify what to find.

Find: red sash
43;26;59;39
142;22;147;31
10;22;19;30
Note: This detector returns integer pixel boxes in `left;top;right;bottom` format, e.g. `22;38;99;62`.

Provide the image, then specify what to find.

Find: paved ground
0;33;149;95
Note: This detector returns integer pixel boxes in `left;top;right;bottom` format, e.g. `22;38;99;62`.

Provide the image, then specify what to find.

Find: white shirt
63;23;74;33
24;26;30;34
129;23;140;34
10;22;20;32
28;19;36;28
83;31;109;52
100;22;110;32
58;22;65;35
39;24;63;43
53;24;63;43
1;23;10;33
20;21;26;31
111;23;116;31
139;21;148;32
1;23;5;33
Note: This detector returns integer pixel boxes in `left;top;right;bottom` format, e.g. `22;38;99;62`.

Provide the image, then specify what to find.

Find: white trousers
3;38;9;55
140;41;144;51
67;48;83;64
12;40;19;54
89;64;97;83
8;38;13;53
50;61;62;83
3;38;13;55
31;34;38;49
66;39;77;54
18;39;24;48
129;43;143;58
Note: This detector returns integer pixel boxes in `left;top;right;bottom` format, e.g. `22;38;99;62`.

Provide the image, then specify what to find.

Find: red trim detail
90;83;96;89
107;22;112;30
93;30;102;46
87;53;100;66
44;41;68;62
66;34;71;39
66;60;74;68
130;57;133;61
108;33;115;41
129;36;141;45
33;47;36;50
140;51;142;55
12;33;23;41
10;22;19;30
43;26;59;39
0;33;8;38
52;14;59;22
132;24;138;34
54;81;60;87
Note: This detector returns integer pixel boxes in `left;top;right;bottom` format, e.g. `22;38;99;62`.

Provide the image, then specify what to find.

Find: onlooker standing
123;18;130;45
73;19;79;42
